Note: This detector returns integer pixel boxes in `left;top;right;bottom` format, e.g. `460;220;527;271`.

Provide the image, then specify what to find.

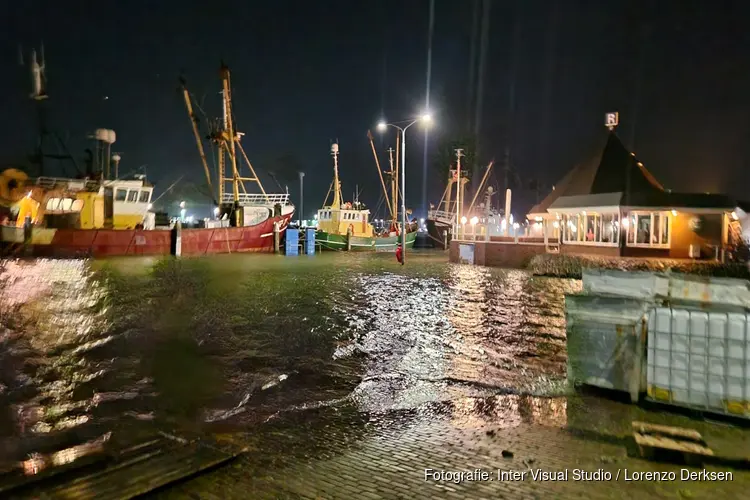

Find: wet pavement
1;252;749;498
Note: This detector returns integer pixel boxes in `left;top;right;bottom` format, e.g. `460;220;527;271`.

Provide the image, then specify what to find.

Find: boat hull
3;213;293;258
426;218;452;249
316;230;417;251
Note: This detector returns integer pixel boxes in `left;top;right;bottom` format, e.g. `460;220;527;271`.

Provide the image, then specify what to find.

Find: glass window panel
636;214;651;244
627;214;636;244
653;214;661;244
139;190;150;203
115;189;127;201
613;213;620;242
600;214;613;243
60;198;73;211
662;214;670;245
127;190;138;202
71;200;84;212
46;198;59;210
576;215;584;242
586;215;596;241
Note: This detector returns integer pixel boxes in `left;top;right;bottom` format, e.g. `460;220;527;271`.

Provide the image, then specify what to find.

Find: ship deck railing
428;209;455;224
34;177;101;191
221;193;291;206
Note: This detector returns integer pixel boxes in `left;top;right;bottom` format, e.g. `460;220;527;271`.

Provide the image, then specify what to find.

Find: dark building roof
530;132;663;214
530;132;735;214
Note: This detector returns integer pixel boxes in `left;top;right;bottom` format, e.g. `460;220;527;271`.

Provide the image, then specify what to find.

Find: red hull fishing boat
1;56;292;258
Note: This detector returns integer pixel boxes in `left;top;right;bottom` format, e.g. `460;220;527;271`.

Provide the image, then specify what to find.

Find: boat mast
388;147;398;226
367;130;393;219
455;149;463;235
180;78;215;204
220;64;241;204
331;143;341;209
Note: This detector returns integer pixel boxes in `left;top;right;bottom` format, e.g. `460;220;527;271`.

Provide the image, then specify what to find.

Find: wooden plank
1;435;243;500
632;421;704;443
634;433;714;456
27;441;243;500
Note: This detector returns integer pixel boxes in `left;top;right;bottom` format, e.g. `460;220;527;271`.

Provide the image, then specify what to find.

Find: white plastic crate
646;307;750;419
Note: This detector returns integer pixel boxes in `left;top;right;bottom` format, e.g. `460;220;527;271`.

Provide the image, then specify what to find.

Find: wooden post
346;226;352;251
273;221;280;253
443;230;448;250
171;220;182;257
23;216;32;257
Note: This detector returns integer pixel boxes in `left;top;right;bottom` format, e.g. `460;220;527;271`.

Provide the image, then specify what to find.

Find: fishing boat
1;54;292;257
316;143;416;251
426;152;497;247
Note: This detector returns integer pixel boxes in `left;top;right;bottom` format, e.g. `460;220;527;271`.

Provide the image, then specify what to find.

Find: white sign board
605;112;619;128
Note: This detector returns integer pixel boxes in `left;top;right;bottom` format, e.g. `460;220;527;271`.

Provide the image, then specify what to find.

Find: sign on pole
605;112;619;130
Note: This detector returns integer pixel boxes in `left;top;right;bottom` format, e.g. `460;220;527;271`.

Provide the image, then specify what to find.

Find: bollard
171;220;182;256
305;227;316;255
443;230;448;250
346;227;352;251
23;216;32;257
285;228;299;256
273;221;280;253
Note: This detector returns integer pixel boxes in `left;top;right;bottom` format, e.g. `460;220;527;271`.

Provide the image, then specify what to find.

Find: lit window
71;200;84;212
139;190;151;203
60;198;73;211
115;189;127;201
127;190;138;202
626;211;670;248
46;198;59;211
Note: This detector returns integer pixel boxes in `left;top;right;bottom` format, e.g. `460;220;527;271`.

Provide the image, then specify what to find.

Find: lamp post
377;114;432;265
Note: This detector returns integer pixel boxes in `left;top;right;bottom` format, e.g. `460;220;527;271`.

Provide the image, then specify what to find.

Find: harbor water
0;252;579;465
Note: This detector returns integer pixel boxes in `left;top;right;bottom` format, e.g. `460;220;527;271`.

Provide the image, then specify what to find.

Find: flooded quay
1;252;749;499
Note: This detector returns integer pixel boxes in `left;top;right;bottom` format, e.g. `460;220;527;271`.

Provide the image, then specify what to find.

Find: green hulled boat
317;229;417;251
316;142;417;252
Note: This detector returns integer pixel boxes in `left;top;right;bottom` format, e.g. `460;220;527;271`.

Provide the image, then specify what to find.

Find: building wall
669;212;724;259
449;240;546;268
622;246;669;258
560;244;621;257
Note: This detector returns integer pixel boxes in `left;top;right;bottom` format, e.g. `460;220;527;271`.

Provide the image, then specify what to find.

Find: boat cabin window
115;189;128;202
45;197;83;213
127;190;138;202
139;190;151;203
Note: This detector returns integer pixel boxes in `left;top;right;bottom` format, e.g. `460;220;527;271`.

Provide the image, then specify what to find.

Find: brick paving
158;395;750;499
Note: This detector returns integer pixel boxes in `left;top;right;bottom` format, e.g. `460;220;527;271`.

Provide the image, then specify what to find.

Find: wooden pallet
633;421;713;466
0;432;245;499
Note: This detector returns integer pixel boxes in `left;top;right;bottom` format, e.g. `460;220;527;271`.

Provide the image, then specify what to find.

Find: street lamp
376;113;433;265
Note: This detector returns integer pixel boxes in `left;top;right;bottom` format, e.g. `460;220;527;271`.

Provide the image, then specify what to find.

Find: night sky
2;0;749;220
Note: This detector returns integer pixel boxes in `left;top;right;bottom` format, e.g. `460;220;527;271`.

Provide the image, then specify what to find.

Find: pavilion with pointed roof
527;131;738;259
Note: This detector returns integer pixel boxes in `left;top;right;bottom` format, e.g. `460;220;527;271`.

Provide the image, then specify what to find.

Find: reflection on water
0;252;580;466
449;395;568;429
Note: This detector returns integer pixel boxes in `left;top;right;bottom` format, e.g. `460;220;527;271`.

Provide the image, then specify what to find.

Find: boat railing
428;209;455;224
34;177;101;191
221;193;291;206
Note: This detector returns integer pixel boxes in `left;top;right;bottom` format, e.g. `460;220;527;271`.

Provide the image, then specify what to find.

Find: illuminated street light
179;201;186;209
376;113;433;265
461;216;467;225
470;216;478;225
